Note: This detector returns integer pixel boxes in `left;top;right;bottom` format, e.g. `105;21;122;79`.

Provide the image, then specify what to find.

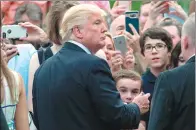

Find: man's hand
132;93;150;115
19;22;49;44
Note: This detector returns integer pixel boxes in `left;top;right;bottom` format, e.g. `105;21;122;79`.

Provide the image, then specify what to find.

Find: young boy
139;27;173;129
113;69;147;129
113;69;142;104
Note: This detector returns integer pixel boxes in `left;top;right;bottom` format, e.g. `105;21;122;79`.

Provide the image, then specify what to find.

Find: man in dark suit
32;4;150;130
148;13;195;130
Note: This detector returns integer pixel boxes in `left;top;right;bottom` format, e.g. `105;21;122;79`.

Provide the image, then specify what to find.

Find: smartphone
1;25;27;39
125;11;139;35
113;35;127;55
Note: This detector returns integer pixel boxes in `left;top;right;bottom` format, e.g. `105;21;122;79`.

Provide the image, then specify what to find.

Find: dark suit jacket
148;56;195;130
33;42;140;130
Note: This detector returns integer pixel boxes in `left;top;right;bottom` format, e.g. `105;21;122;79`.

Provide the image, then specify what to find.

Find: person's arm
1;1;12;13
168;1;188;21
142;1;167;33
123;24;147;73
88;58;148;129
28;52;40;112
148;72;173;130
15;74;30;130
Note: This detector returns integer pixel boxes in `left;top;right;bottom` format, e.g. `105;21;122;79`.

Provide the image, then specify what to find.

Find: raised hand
149;1;169;20
123;24;140;53
168;1;188;20
110;50;124;72
123;48;135;70
110;5;127;19
18;22;49;44
1;41;19;62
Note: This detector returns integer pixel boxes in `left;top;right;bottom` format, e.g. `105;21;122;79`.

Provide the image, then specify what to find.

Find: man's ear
72;26;83;39
182;36;189;50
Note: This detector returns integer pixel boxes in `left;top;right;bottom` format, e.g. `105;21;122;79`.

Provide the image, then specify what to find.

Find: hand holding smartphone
125;11;139;35
113;35;128;55
1;25;27;39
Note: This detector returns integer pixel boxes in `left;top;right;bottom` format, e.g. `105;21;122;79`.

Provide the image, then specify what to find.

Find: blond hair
60;4;106;42
105;32;115;50
1;49;17;103
113;69;141;82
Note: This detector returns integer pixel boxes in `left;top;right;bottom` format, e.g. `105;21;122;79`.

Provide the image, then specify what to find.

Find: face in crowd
140;27;173;69
113;70;142;104
117;78;141;103
162;25;181;49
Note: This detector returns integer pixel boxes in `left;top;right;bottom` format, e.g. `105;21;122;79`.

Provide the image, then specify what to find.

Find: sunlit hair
60;4;106;42
112;69;141;82
105;32;115;50
1;40;17;103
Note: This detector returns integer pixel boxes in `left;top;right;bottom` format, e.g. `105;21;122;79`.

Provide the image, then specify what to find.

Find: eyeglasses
144;43;166;52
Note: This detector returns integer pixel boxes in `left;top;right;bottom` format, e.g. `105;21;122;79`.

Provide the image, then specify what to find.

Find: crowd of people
0;1;195;130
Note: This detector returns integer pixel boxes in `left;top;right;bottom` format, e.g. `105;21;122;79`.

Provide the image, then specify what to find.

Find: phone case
125;11;139;35
113;35;127;55
1;25;27;39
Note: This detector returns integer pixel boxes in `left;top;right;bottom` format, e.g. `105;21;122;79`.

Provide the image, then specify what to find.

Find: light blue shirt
68;40;91;54
8;44;36;98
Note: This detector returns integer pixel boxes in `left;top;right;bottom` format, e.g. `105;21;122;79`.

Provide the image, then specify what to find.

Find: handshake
132;92;151;114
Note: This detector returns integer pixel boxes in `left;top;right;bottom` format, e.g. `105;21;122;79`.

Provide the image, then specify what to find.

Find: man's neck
150;67;166;77
186;53;195;61
51;44;63;55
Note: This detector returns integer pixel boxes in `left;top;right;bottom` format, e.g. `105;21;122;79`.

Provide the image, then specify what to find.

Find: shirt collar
188;54;195;61
143;68;157;83
68;40;91;54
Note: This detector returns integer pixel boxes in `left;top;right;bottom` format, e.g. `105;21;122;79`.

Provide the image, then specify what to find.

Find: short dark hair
140;27;173;55
15;3;43;23
170;42;182;68
46;1;79;45
157;17;182;37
